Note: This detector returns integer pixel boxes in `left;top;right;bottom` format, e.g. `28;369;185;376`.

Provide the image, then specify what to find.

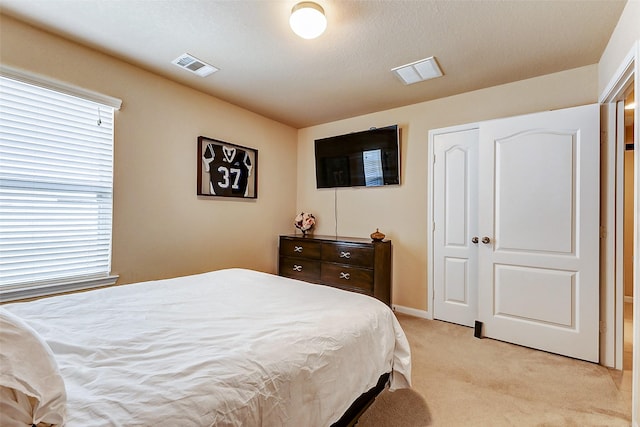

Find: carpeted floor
357;313;633;427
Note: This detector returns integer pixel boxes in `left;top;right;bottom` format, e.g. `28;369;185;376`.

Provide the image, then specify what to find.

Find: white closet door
478;104;600;362
433;127;479;327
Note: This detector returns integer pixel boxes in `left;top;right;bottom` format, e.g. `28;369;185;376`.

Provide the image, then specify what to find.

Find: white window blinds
0;75;116;293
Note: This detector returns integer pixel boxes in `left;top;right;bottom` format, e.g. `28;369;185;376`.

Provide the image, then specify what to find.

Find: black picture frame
197;136;258;198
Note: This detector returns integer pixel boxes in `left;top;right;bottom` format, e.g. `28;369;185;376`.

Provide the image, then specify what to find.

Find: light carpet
358;314;632;426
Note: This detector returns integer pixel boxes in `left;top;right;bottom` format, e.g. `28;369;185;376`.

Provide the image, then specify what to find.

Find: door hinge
599;321;606;333
599;226;607;239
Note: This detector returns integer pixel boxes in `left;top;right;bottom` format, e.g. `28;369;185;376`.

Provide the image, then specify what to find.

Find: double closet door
431;104;600;362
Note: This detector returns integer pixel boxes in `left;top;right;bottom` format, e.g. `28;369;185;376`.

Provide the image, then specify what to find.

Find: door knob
482;236;491;244
471;237;479;244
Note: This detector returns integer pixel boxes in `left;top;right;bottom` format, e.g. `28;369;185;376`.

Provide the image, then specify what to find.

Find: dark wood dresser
278;234;391;305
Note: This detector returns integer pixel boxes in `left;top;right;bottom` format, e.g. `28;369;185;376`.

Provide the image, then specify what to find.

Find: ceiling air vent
391;56;443;85
172;53;218;77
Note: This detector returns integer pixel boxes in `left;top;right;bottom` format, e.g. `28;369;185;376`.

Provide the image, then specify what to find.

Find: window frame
0;66;121;302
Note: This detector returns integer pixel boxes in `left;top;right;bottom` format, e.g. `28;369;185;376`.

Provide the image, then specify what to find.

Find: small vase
370;228;385;242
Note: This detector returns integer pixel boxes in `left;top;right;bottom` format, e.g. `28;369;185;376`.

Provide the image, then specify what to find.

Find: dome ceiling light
289;2;327;40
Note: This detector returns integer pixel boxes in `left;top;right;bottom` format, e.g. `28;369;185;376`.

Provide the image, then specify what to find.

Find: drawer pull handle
294;246;303;253
293;264;303;272
340;251;351;259
339;272;350;280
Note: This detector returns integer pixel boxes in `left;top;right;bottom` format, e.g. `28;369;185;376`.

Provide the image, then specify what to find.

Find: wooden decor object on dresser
278;234;392;305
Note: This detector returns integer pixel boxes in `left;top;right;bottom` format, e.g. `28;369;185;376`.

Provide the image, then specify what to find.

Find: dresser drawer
321;243;373;267
279;257;321;281
320;263;374;292
280;239;321;259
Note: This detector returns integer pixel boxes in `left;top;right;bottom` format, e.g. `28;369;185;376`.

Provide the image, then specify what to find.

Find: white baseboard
392;304;431;319
625;295;634;304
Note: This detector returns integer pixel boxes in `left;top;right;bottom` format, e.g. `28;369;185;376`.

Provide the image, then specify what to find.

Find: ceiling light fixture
290;2;327;40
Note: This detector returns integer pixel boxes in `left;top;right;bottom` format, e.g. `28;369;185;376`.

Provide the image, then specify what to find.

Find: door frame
598;40;638;425
427;123;480;321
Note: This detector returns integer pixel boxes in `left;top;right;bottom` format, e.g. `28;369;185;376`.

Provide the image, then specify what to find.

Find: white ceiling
0;0;627;128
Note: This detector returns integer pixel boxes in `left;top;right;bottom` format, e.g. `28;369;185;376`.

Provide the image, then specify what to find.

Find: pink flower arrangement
294;212;316;235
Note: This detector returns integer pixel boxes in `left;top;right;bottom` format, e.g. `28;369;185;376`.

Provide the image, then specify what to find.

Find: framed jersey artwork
197;136;258;198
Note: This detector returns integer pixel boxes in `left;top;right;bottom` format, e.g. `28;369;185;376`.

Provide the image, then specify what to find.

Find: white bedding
3;268;411;426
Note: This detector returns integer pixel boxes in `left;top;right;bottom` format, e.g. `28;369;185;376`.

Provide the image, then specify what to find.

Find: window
0;70;121;301
363;149;384;186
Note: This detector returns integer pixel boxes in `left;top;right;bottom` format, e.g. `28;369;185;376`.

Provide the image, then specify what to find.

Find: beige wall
3;3;635;310
598;0;639;299
598;0;640;94
297;65;598;311
0;14;298;285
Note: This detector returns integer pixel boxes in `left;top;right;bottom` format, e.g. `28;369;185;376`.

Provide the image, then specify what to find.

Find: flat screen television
314;125;400;189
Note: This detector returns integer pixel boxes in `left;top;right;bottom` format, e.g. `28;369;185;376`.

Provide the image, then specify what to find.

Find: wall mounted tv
314;125;400;189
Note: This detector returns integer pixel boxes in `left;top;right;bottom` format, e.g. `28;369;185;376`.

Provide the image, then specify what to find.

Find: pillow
0;307;66;427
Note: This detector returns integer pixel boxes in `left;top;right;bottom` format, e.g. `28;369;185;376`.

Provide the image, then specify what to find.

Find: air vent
391;56;443;85
171;53;218;77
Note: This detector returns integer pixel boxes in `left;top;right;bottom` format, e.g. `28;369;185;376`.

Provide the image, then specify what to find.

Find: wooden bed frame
331;372;390;427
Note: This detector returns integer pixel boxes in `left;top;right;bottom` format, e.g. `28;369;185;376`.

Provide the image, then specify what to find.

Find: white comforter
4;268;411;426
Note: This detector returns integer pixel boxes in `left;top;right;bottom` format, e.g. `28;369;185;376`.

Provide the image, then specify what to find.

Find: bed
0;268;411;426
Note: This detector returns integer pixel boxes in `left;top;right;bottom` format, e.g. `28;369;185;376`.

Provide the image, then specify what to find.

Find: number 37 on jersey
200;139;256;198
